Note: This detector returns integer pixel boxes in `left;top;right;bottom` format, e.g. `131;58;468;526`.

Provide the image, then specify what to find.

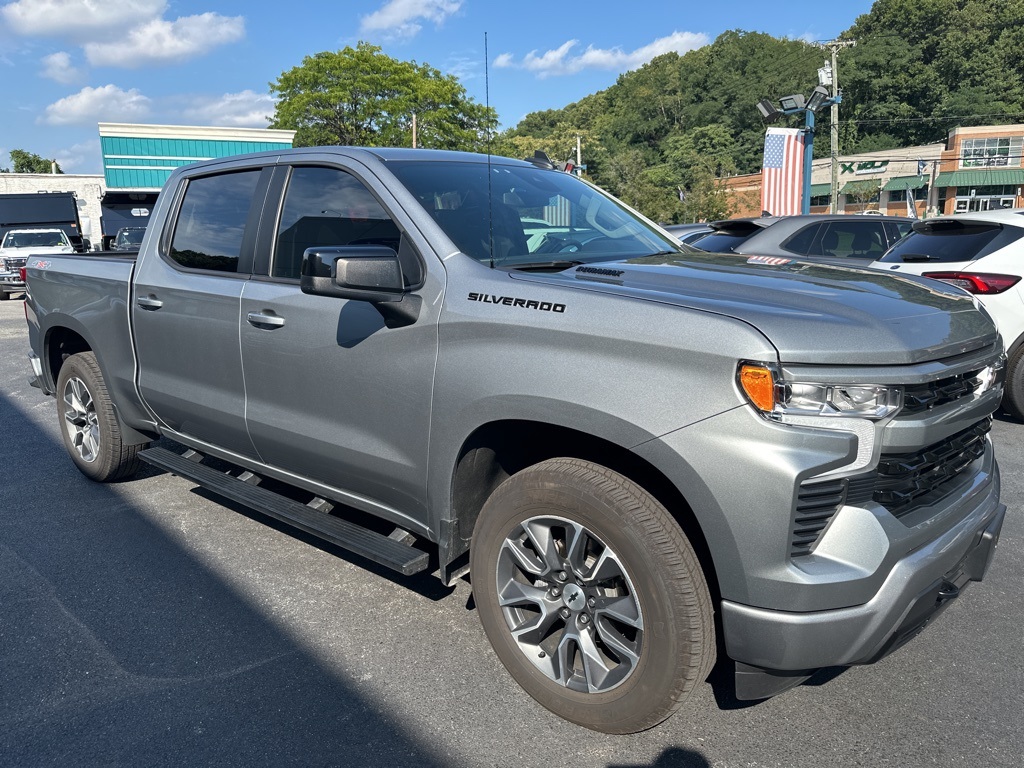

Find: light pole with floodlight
756;86;841;215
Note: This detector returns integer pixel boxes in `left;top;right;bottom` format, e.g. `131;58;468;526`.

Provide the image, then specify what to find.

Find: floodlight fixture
756;98;782;123
806;85;831;113
778;94;806;112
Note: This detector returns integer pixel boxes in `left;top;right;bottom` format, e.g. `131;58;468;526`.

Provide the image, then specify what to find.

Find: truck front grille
863;418;991;517
901;369;983;414
792;418;991;556
1;255;28;273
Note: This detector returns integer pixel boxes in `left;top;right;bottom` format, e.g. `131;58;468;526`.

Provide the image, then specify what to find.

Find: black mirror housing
301;246;405;303
300;245;421;328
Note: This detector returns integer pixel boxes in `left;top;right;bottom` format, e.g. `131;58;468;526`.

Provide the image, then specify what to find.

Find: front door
239;163;442;526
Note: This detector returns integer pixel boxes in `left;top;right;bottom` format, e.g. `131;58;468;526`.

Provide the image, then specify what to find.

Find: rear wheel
471;457;715;733
56;351;145;481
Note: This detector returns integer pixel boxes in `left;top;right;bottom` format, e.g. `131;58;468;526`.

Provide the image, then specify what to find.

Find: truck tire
1002;345;1024;421
470;457;715;733
0;292;9;301
56;351;145;482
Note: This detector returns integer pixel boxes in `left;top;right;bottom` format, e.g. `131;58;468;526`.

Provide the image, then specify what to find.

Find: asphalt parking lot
1;296;1021;768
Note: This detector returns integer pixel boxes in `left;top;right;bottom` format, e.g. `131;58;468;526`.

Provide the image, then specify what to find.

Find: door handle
136;295;163;310
247;311;285;329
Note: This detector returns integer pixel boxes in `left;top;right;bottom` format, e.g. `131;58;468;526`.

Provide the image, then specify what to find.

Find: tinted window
779;223;821;255
879;222;1022;263
169;171;261;272
273;167;402;280
816;221;888;259
691;230;760;253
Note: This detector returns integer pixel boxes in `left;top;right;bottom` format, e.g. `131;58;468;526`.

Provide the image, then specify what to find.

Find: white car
870;209;1024;417
0;228;76;300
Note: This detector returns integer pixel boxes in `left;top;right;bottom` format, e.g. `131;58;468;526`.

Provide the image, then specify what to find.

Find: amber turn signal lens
739;365;776;412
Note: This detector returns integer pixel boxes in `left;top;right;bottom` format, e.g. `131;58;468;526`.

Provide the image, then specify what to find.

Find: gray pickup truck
24;148;1006;733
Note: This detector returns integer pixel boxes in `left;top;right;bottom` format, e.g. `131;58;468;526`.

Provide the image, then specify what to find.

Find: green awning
882;175;928;192
809;183;831;196
841;179;882;195
934;169;1024;188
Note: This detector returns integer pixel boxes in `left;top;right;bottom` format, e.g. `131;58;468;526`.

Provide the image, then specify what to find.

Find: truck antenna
485;31;494;270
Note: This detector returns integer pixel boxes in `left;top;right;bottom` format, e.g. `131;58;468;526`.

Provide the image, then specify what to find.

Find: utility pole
412;113;418;148
823;39;856;213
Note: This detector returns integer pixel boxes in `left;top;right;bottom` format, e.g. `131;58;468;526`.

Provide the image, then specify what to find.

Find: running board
139;446;430;576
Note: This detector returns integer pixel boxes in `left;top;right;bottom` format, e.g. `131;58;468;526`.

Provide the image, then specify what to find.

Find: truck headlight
738;363;902;479
738;364;903;421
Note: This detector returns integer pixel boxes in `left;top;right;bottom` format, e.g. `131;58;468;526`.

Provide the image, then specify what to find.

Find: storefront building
1;123;294;249
721;123;1024;219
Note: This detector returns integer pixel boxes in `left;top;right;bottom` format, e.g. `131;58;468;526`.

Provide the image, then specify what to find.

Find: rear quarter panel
26;254;150;430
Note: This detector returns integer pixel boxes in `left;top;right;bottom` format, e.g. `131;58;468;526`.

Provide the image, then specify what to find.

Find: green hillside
496;0;1024;222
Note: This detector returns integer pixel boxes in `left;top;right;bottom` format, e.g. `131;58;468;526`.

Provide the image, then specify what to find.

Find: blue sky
0;0;876;175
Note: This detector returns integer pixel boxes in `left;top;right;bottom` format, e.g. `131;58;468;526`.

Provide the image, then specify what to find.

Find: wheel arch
444;419;720;603
43;320;93;392
42;317;155;446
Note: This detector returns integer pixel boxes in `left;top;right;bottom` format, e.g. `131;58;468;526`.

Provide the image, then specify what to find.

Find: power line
839;113;1024;126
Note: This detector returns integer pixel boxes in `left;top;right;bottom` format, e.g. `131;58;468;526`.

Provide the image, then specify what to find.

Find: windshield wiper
507;260;584;271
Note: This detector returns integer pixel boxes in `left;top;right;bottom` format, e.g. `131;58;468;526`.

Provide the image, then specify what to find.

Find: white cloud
41;84;151;125
496;31;710;78
181;90;276;128
1;0;166;41
360;0;461;40
54;138;102;174
41;51;81;83
84;13;244;67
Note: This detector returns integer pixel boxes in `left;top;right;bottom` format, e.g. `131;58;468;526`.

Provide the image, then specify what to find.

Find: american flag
761;128;805;216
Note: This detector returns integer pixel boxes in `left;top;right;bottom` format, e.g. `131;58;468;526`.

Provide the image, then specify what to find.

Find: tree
9;150;62;174
269;42;496;151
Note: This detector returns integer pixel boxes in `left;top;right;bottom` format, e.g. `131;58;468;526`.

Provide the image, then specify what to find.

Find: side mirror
301;246;405;302
300;245;420;328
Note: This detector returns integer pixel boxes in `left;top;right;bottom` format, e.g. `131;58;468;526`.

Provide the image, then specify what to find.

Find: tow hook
937;581;960;603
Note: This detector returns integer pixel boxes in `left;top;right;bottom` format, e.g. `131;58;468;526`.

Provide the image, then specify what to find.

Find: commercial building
722;123;1024;219
0;123;294;248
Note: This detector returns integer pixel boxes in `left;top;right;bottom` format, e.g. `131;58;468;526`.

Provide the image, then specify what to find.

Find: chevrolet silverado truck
24;148;1006;733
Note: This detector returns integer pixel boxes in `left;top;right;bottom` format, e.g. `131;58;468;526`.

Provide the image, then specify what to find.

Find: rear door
238;160;443;527
133;165;271;457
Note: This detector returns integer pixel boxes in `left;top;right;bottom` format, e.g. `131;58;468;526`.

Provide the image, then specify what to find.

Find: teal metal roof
101;134;293;190
933;169;1024;188
882;175;928;192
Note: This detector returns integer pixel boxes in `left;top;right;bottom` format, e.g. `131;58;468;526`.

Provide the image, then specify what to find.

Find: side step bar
139;446;430;576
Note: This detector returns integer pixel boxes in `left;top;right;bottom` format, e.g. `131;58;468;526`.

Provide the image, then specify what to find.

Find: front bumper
0;274;25;291
722;494;1005;673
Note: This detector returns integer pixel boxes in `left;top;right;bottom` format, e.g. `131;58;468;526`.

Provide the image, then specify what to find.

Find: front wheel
56;351;145;481
1003;345;1024;421
471;458;715;733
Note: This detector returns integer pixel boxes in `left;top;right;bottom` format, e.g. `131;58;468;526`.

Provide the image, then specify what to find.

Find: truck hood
509;252;999;365
0;245;74;257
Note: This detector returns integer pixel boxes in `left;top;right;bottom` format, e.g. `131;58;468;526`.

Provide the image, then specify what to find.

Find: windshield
878;221;1021;263
386;160;682;267
2;230;70;248
117;228;146;247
